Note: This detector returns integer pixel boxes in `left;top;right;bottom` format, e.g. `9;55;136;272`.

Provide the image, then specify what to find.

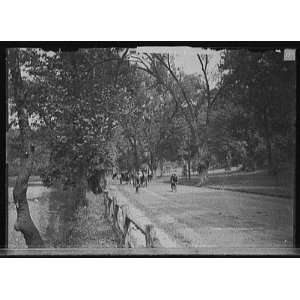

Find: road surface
116;177;293;248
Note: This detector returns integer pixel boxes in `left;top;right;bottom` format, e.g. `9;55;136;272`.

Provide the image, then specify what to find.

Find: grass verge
178;169;294;198
8;185;119;248
65;192;119;248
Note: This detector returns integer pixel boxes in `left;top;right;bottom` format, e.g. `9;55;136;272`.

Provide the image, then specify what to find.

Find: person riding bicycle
170;173;178;192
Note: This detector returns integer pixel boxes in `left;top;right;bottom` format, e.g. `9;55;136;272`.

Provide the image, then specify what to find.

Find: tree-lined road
7;48;295;248
116;178;293;248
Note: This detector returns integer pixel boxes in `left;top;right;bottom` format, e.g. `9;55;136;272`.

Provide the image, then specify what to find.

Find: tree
221;49;296;173
131;51;226;184
114;68;180;174
27;48;131;206
8;48;44;247
139;75;181;173
8;47;133;248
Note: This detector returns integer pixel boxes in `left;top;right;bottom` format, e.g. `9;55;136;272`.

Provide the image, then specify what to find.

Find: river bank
8;178;119;248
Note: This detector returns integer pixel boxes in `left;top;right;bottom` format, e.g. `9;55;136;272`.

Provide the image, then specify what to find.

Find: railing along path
103;186;160;248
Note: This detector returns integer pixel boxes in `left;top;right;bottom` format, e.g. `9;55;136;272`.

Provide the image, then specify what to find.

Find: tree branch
114;48;129;86
131;54;197;138
155;54;198;123
197;54;211;104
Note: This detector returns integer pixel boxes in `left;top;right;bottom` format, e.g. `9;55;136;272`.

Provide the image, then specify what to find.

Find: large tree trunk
133;139;139;172
195;104;210;186
75;175;88;208
10;49;44;248
159;159;164;177
196;134;209;186
263;107;275;174
149;152;157;176
265;137;274;172
197;151;209;186
187;155;191;180
265;135;275;174
13;158;44;247
225;151;232;171
241;130;257;172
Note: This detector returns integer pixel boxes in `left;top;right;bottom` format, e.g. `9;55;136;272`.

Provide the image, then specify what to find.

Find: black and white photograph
1;1;300;299
4;45;297;255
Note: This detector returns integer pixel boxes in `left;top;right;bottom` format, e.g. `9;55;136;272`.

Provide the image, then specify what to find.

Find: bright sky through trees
136;46;223;74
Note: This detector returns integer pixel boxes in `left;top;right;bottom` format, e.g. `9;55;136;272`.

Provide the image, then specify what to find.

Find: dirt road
116;178;293;248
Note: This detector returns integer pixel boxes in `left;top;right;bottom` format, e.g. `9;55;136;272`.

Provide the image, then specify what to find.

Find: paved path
116;178;294;248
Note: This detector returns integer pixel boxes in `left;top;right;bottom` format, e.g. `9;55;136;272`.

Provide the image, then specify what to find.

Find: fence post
121;205;130;247
119;204;128;230
107;197;112;220
110;196;116;220
145;224;155;247
103;191;108;217
113;204;119;230
103;191;160;248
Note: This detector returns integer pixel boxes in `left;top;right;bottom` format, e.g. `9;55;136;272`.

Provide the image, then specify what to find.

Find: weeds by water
65;193;119;248
8;183;119;248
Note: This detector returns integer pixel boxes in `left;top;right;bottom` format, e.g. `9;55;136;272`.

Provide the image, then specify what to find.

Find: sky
134;46;224;89
136;46;223;75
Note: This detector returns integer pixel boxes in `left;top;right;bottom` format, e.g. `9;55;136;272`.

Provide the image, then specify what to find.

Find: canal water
8;181;77;248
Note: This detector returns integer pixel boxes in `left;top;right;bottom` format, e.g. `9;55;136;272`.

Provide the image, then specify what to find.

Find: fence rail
103;188;159;248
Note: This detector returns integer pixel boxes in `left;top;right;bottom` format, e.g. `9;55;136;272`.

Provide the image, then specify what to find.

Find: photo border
1;41;299;258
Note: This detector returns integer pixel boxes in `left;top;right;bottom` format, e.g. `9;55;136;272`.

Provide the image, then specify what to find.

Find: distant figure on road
170;173;178;192
147;169;153;183
135;172;140;193
129;172;134;185
141;171;147;187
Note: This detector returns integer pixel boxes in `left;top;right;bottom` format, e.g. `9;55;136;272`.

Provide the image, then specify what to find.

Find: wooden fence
103;188;160;248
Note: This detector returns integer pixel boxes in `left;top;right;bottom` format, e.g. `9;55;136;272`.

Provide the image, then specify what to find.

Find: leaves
7;47;296;183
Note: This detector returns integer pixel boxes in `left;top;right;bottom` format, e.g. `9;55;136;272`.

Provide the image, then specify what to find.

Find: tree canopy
8;47;296;186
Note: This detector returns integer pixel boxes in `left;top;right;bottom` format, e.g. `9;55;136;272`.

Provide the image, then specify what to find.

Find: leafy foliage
7;47;296;189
